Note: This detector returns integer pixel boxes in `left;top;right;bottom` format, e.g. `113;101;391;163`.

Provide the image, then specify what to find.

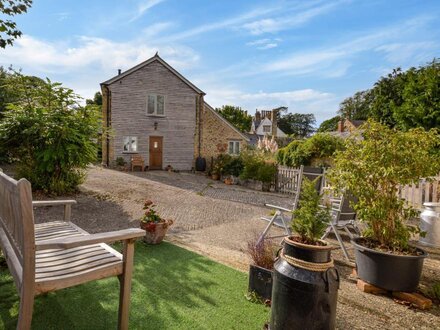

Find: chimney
118;69;121;75
337;120;344;133
271;109;277;138
255;110;261;123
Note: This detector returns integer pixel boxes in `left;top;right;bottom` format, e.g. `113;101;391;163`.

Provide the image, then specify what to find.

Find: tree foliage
278;113;316;138
216;105;252;132
276;133;344;167
0;0;32;48
336;59;440;130
0;71;100;194
86;91;103;106
328;120;440;251
317;115;341;132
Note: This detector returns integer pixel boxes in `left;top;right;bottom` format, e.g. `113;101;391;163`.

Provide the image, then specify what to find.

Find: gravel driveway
30;166;440;329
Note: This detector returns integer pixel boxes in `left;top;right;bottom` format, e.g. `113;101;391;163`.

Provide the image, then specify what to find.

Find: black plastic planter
352;237;427;292
248;265;273;300
270;237;339;330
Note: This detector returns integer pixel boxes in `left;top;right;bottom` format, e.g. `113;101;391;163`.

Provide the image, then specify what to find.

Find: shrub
247;233;277;270
222;156;243;177
292;177;331;244
240;149;276;183
115;157;126;167
276;133;344;167
0;72;100;195
328;120;440;251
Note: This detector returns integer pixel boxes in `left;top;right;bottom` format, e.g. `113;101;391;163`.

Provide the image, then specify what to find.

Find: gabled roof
204;102;250;142
101;53;205;95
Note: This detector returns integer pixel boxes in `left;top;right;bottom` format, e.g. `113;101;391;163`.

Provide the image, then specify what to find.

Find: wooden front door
149;136;163;170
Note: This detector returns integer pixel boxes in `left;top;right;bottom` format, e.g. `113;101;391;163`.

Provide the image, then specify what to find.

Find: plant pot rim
284;236;333;251
351;237;428;259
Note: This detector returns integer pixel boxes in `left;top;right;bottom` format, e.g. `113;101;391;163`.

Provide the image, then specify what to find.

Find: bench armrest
35;228;146;251
265;203;291;212
32;200;77;207
32;200;77;221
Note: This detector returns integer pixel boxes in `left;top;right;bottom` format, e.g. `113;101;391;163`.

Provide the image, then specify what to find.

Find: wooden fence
399;177;440;210
274;165;440;210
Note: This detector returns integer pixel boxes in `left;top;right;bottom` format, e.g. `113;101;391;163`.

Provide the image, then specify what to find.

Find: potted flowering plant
140;200;173;244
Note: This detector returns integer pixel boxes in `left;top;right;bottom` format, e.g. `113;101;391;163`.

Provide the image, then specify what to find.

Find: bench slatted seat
131;154;145;171
0;172;145;329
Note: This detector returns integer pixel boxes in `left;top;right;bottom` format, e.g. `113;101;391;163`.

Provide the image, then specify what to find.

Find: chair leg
321;226;332;240
331;223;350;262
118;240;135;330
17;287;34;330
257;211;280;245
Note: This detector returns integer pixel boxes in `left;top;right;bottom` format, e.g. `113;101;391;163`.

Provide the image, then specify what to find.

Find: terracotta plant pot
211;174;219;180
140;220;173;244
224;178;233;185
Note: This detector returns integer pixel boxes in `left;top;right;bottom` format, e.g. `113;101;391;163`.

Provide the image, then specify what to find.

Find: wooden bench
131;154;145;171
0;171;145;329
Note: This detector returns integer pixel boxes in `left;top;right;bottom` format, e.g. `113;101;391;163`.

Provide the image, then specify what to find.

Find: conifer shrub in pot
247;234;277;301
271;178;339;330
328;120;440;292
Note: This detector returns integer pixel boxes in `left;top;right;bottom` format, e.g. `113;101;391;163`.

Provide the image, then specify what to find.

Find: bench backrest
131;155;144;163
0;172;35;289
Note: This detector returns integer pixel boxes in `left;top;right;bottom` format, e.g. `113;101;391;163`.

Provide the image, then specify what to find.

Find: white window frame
146;94;165;116
228;141;240;155
123;136;138;153
263;125;271;133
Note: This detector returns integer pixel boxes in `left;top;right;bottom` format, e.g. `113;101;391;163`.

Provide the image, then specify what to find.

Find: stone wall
199;103;248;167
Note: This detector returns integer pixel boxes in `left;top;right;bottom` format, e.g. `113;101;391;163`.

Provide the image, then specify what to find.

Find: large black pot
248;265;273;300
352;237;427;292
270;237;339;330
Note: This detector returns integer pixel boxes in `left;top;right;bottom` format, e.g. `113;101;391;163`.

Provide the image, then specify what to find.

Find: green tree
86;91;103;106
0;0;33;48
317;115;341;132
278;113;316;138
216;105;252;132
0;71;100;194
338;90;372;120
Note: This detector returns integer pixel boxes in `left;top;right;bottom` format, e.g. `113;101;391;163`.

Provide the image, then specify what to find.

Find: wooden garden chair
131;154;145;171
0;171;145;329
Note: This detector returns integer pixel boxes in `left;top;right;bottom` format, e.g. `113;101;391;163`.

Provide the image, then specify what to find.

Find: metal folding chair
321;194;361;261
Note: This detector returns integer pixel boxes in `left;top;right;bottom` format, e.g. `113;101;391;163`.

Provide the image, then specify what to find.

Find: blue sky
1;0;439;124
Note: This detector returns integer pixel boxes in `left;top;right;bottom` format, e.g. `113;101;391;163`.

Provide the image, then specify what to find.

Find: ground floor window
228;141;240;155
123;136;138;152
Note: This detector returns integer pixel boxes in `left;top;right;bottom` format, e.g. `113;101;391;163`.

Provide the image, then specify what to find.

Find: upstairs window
263;125;271;133
123;136;138;152
228;141;240;155
147;94;165;116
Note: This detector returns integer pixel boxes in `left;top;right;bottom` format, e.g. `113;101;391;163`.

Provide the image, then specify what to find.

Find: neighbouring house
101;53;249;170
330;119;365;138
248;108;287;145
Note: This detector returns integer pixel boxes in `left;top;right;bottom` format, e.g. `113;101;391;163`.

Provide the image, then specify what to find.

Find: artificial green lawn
0;242;270;329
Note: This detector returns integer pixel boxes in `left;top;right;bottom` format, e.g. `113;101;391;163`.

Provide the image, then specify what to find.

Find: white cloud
130;0;166;22
0;35;199;99
375;42;437;64
242;1;344;35
142;22;175;38
203;85;337;123
246;38;280;50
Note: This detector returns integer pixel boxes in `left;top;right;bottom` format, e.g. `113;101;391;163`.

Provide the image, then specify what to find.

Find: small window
123;136;137;152
146;94;165;116
228;141;240;155
263;125;271;133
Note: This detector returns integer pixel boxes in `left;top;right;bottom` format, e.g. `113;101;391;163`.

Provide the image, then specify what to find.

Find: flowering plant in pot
270;177;339;330
247;234;277;301
140;200;173;244
328;120;440;292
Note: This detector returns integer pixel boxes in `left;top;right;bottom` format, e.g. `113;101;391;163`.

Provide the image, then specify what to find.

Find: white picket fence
398;177;440;210
275;165;440;210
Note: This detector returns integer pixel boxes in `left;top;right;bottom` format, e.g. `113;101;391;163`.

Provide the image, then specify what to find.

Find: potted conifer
328;120;440;292
271;177;339;330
